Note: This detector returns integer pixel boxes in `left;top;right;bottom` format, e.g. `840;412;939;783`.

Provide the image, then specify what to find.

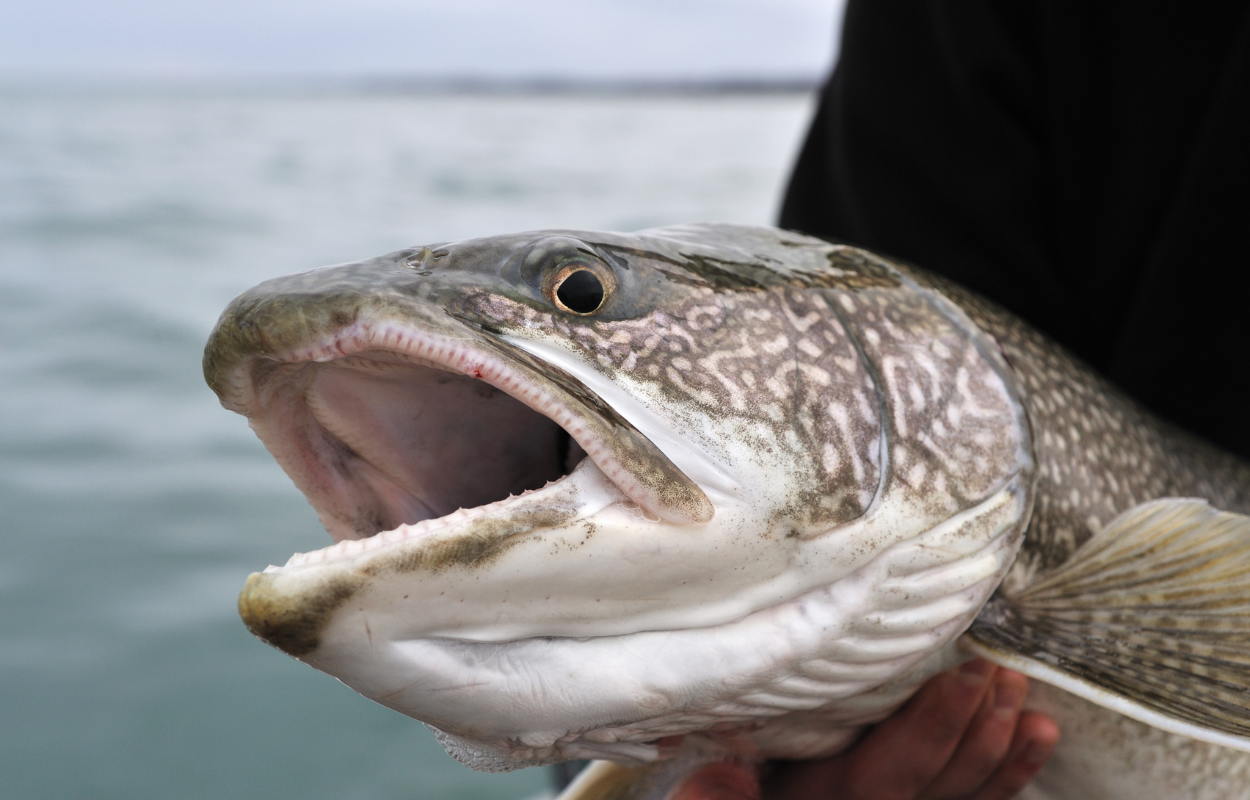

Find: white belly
1019;682;1250;800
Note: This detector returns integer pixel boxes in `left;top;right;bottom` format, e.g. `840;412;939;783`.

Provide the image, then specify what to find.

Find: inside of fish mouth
301;350;590;542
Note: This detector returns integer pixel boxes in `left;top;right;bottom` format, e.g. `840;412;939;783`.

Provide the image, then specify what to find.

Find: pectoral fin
557;761;650;800
964;498;1250;752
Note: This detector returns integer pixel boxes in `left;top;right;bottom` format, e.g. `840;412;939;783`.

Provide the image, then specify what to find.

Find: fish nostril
405;247;447;272
405;247;434;269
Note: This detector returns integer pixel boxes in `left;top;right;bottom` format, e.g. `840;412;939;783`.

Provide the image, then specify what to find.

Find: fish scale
929;273;1250;577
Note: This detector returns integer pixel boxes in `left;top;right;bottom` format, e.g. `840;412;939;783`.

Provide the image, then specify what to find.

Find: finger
759;751;848;798
917;668;1028;799
761;659;999;800
968;712;1060;800
838;659;999;800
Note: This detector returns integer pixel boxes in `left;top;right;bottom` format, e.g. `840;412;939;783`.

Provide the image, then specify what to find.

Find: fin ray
965;498;1250;752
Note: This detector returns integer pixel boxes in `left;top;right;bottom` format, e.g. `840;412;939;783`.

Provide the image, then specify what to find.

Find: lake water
0;86;813;799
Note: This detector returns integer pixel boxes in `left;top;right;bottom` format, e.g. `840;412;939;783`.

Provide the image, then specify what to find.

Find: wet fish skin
924;272;1250;578
204;224;1250;799
208;224;1034;763
892;271;1250;800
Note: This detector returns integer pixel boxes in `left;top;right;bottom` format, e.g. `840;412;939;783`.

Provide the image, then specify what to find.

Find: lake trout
203;224;1250;799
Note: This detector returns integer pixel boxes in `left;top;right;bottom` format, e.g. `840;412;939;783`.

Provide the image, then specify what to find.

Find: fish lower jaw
272;455;622;572
276;494;532;571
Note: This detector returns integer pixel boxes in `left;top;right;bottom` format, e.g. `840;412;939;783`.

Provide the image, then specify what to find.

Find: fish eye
524;238;617;315
554;269;605;314
545;260;614;315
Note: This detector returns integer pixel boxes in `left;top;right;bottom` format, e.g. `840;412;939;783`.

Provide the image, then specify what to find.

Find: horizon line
0;72;825;95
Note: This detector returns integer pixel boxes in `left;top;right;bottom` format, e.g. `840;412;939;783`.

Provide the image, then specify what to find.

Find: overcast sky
0;0;845;81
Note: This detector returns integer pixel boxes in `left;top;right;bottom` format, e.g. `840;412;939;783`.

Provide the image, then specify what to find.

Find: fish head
204;224;1035;769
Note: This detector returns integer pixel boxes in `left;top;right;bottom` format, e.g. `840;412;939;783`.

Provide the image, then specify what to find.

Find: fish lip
215;310;710;570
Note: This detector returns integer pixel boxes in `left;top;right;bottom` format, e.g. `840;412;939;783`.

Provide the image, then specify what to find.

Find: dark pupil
556;269;605;313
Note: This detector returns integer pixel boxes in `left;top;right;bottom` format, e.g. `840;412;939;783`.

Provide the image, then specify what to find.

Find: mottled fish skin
205;224;1250;798
1020;682;1250;800
207;224;1034;768
924;275;1250;581
909;275;1250;800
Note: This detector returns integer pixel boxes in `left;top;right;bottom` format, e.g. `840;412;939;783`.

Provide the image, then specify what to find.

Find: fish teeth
278;501;503;570
380;527;407;544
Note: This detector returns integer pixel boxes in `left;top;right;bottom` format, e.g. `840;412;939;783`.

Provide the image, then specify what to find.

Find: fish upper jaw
204;283;746;653
499;333;745;503
207;298;713;542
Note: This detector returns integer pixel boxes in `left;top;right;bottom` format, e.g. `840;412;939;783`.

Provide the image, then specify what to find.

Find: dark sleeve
780;0;1250;458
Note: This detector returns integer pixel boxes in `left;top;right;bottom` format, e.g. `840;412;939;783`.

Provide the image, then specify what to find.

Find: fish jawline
275;455;615;571
224;318;677;568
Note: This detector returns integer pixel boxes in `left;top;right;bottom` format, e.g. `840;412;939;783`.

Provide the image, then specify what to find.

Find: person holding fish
773;1;1250;798
761;659;1057;799
206;2;1250;799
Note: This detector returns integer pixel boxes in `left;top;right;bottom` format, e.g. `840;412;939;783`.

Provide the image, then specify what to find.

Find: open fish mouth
205;227;1059;768
205;296;713;573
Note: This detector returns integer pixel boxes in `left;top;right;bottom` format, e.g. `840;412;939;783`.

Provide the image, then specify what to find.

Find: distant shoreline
355;76;822;95
0;74;821;96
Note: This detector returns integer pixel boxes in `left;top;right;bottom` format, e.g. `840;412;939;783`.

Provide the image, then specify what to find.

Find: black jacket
780;1;1250;459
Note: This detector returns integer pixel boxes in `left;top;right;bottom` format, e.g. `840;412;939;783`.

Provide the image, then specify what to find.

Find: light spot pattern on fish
205;223;1250;799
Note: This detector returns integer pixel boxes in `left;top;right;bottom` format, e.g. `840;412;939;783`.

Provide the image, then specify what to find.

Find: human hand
762;659;1059;799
